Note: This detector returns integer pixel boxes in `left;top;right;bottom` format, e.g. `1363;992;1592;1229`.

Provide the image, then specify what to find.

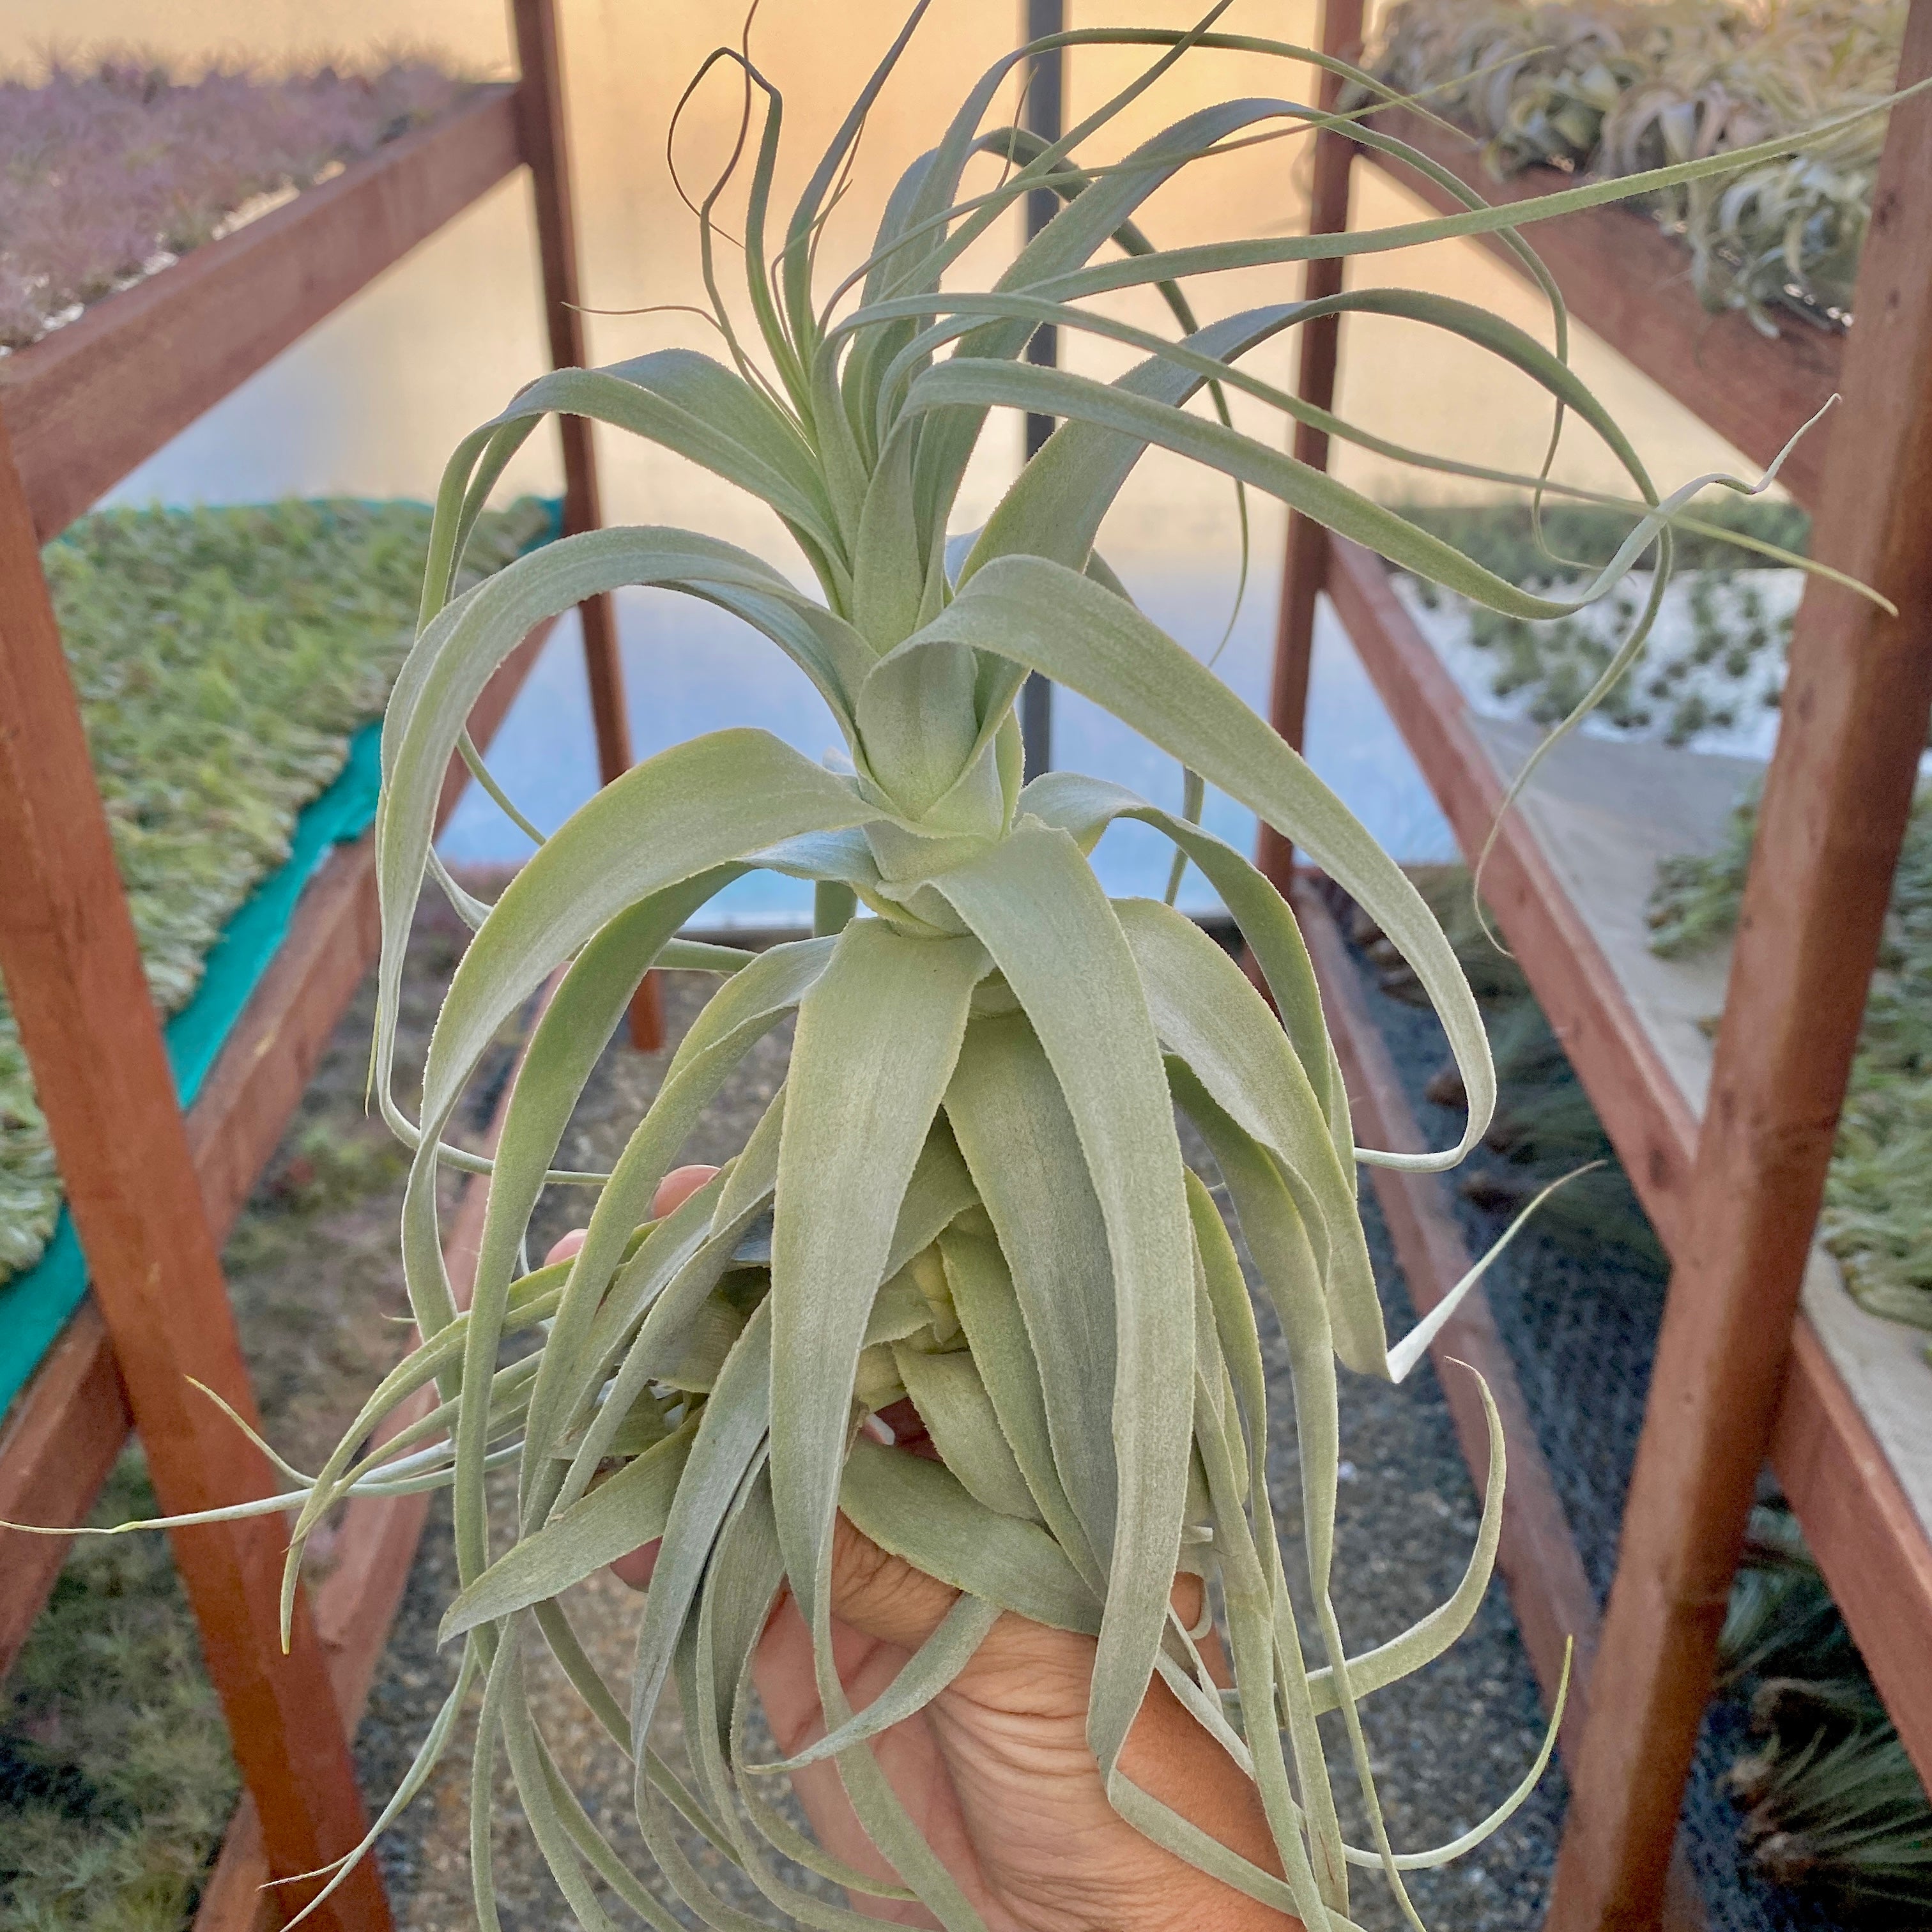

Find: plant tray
0;497;562;1414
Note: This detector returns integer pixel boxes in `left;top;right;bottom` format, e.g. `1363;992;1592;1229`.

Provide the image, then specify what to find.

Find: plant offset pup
277;9;1887;1926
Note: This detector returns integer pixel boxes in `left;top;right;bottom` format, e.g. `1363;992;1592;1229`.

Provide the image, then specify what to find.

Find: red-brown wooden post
0;424;390;1930
1546;4;1932;1922
512;0;664;1049
1256;0;1364;892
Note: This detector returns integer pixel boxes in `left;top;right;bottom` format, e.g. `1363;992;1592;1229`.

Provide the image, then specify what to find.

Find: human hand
546;1172;1296;1932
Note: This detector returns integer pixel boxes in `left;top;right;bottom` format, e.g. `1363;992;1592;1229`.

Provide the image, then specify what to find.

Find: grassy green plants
54;9;1913;1926
1651;792;1932;1333
0;53;471;351
1368;0;1906;328
0;1456;238;1932
1718;1505;1932;1921
0;497;550;1284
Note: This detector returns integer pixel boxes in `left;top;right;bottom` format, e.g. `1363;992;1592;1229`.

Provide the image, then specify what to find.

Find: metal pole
1020;0;1064;780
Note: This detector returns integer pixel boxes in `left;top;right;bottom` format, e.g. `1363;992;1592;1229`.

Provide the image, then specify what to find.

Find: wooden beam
0;618;553;1668
1354;107;1842;509
1258;0;1363;892
0;1305;125;1679
510;0;661;1052
0;85;522;544
0;424;387;1926
1771;1321;1932;1790
1322;519;1932;1792
1548;3;1932;1918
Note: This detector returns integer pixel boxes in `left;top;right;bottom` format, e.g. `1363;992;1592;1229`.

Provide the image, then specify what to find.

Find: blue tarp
0;493;564;1419
0;721;384;1417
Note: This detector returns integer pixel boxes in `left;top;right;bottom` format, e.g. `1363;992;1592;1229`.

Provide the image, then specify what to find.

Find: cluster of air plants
1344;868;1664;1262
1717;1505;1932;1921
1650;790;1932;1335
0;498;550;1285
1394;501;1805;753
0;51;471;349
1367;0;1906;327
1365;0;1644;169
52;6;1908;1925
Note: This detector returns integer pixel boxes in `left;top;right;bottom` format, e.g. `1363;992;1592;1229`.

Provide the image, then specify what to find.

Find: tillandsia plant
36;7;1913;1928
1367;0;1906;328
1652;790;1932;1336
1718;1506;1932;1920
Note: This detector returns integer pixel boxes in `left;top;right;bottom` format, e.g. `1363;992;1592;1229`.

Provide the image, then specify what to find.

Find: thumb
824;1510;960;1651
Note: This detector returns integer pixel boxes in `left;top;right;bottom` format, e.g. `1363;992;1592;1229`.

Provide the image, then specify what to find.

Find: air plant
1353;870;1663;1262
1651;790;1932;1333
35;8;1906;1927
1365;0;1643;172
1717;1506;1932;1922
1386;502;1809;756
0;498;551;1285
1405;550;1799;747
1367;0;1906;329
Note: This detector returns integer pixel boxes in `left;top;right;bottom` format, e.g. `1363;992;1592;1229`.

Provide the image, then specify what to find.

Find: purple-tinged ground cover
0;54;471;349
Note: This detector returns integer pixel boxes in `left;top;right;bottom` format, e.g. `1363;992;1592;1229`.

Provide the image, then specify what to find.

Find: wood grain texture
0;424;387;1928
1356;106;1843;508
1549;4;1932;1918
1;85;521;542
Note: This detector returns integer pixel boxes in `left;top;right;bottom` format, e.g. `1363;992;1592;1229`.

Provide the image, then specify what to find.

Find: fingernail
860;1413;896;1446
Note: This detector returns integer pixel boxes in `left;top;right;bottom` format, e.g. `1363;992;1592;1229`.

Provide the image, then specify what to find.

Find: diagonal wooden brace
0;416;390;1932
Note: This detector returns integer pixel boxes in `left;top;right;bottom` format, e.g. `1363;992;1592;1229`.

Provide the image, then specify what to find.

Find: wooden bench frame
0;7;650;1924
1262;7;1932;1925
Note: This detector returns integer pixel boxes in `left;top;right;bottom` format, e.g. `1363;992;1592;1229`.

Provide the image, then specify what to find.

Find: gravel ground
357;966;822;1932
1252;1179;1567;1931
